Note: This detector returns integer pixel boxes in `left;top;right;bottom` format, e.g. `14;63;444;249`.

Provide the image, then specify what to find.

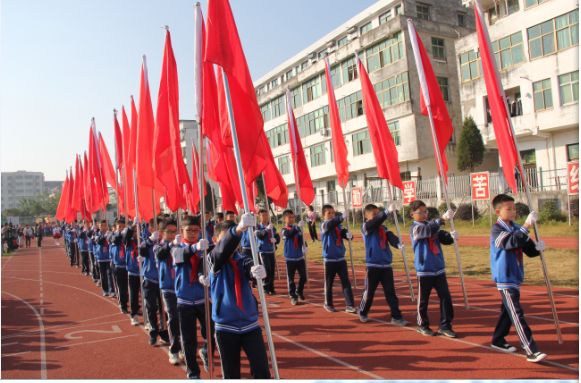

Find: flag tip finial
195;2;201;8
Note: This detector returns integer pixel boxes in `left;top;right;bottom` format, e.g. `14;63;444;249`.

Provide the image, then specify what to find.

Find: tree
457;116;485;172
1;192;60;218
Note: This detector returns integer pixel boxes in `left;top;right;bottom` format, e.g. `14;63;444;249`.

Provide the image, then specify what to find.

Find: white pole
341;187;357;288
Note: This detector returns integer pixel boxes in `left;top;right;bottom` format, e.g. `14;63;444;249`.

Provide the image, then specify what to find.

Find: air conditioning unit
308;51;317;60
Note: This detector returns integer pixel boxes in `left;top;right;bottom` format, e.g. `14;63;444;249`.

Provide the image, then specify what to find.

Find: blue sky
0;0;377;181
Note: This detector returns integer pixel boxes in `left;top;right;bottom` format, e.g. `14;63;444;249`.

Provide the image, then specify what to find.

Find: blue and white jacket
123;228;140;276
206;220;215;247
87;229;95;253
490;219;540;290
139;237;159;283
240;231;251;252
209;227;259;334
362;211;400;268
108;229;127;268
255;223;280;254
410;219;454;277
78;228;89;252
94;230;111;262
281;225;304;261
321;216;348;262
155;240;176;293
172;241;206;306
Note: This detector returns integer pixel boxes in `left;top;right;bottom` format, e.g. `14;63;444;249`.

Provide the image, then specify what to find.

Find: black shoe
298;294;306;302
187;373;200;379
491;342;517;353
527;351;547;363
417;326;435;336
121;307;129;314
149;335;157;346
437;328;457;338
159;330;170;344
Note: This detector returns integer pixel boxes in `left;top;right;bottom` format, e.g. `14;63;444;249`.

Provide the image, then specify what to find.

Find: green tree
457;116;485;172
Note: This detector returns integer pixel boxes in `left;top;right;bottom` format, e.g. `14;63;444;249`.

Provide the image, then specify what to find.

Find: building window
261;103;271;121
352;130;371;156
559;71;579;105
286;69;294;81
365;32;403;72
296;106;329;138
459;50;481;82
337;36;348;47
290;87;302;108
492;32;525;70
431;37;445;60
488;0;519;23
388;120;400;146
277;156;290;175
395;4;402;15
379;10;392;24
437;77;449;102
567;143;579;161
374;72;410;108
338;91;363;122
271;95;285;118
525;0;548;8
310;144;326;167
556;10;579;51
533;78;553;111
341;56;358;83
520;149;536;165
330;64;342;88
457;13;465;27
528;10;578;59
302;75;324;103
417;3;431;20
360;21;372;34
266;124;289;148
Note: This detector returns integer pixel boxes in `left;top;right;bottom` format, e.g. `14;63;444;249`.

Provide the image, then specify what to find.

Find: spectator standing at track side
306;205;318;242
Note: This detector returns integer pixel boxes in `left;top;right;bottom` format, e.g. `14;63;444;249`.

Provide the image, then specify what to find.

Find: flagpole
474;0;561;343
341;187;357;289
261;172;281;281
223;70;279;379
385;182;415;301
131;169;150;330
407;19;468;309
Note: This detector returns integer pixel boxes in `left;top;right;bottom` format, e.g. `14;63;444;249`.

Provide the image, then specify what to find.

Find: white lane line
2;319;127;340
2;351;31;357
2;342;19;347
273;332;384;379
2;291;47;379
57;334;139;348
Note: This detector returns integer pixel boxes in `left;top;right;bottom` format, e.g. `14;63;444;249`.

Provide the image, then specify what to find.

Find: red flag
357;56;403;190
66;167;76;223
261;136;289;209
408;21;453;182
205;0;267;187
98;132;118;191
114;111;124;170
286;90;314;205
56;172;69;220
219;181;237;213
82;152;93;214
474;3;521;192
127;97;138;180
71;157;82;214
121;106;135;218
324;58;350;188
87;124;101;212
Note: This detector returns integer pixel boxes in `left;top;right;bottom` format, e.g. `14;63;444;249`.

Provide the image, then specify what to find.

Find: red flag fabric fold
98;132;118;192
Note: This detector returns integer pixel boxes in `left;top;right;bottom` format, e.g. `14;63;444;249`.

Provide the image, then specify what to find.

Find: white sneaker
130;315;139;326
168;352;180;365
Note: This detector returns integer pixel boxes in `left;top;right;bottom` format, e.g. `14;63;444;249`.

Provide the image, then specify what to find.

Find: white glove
173;234;182;246
297;220;305;227
194;238;209;252
397;242;404;250
525;211;538;226
251;265;267;280
345;232;353;240
451;230;459;241
387;203;396;214
442;209;455;221
266;224;273;231
302;244;308;257
198;274;210;287
149;231;159;242
237;213;255;232
535;240;545;252
269;237;277;244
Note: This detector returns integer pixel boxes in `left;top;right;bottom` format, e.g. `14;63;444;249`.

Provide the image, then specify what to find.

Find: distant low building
1;171;45;210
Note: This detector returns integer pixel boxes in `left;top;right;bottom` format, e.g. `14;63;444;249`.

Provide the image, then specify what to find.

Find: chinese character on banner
403;181;416;205
568;161;579;195
470;172;490;201
351;187;363;209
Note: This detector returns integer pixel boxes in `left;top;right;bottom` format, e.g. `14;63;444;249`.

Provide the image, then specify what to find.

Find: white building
1;171;45;210
455;0;579;189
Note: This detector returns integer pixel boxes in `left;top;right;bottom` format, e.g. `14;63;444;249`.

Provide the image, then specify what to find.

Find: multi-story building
455;0;579;188
254;0;499;205
1;171;45;210
180;119;199;177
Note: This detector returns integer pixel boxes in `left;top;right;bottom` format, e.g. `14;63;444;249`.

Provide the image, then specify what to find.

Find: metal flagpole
407;19;469;309
151;189;166;333
341;187;357;288
386;182;415;301
261;172;281;281
132;169;149;328
474;0;561;342
223;70;279;378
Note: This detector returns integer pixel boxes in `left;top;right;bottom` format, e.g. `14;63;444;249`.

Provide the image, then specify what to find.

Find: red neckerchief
378;227;387;249
334;227;342;246
286;225;298;249
119;243;125;259
228;258;244;311
428;237;440;256
183;239;200;285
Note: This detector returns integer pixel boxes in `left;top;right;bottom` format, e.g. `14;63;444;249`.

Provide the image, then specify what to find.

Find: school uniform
240;230;252;258
155;240;182;354
490;218;541;355
139;237;168;344
280;224;306;299
359;211;403;319
124;227;141;318
109;229;129;313
410;219;454;331
209;227;270;379
321;216;355;308
255;223;280;294
89;229;100;282
95;230;114;296
78;228;90;274
206;220;216;252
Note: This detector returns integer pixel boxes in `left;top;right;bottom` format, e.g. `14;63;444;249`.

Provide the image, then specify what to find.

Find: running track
1;241;578;379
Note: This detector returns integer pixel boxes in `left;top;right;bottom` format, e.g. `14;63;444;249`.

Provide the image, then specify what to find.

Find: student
306;205;319;242
359;204;407;325
89;224;100;284
490;194;546;362
204;211;216;252
255;209;280;296
154;218;183;363
280;209;306;304
95;220;115;297
320;205;356;313
172;215;212;379
409;200;457;338
78;222;91;276
215;212;224;225
124;222;141;326
109;217;129;314
24;225;33;248
224;211;236;222
208;215;270;379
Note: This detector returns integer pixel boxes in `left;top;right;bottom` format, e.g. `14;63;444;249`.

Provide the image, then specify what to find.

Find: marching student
255;209;280;296
489;194;546;362
78;222;91;276
109;217;129;314
172;215;213;379
204;211;215;252
208;214;270;379
409;200;457;338
358;204;407;326
215;212;224;224
95;220;115;297
280;209;306;304
320;204;356;313
124;222;142;326
154;218;183;363
224;211;237;222
89;224;100;284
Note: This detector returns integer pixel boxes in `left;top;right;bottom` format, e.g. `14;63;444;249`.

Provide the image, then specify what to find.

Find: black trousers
286;259;307;299
359;267;402;319
307;221;318;241
324;260;354;307
417;274;454;330
259;252;276;293
142;279;164;338
128;274;141;316
80;251;90;274
178;304;214;378
493;288;538;355
37;236;42;247
25;236;31;248
215;328;270;379
114;267;129;311
89;251;99;280
162;291;182;354
69;243;77;266
108;263;117;295
98;262;111;294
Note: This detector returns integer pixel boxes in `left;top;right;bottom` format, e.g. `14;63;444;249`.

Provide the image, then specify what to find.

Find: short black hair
116;216;126;225
217;220;236;233
160;218;177;231
100;220;107;224
364;204;378;213
282;209;294;217
225;210;236;215
215;212;224;220
409;200;426;213
322;204;334;215
492;194;514;209
183;215;201;227
258;208;268;214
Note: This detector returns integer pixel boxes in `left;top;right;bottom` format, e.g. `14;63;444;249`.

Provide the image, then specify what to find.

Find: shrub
539;199;566;222
403;205;412;219
438;202;457;215
427;207;439;220
514;202;530;219
455;203;480;221
570;199;579;218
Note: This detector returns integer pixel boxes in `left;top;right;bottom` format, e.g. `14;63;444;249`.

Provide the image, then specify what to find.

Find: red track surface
2;240;578;379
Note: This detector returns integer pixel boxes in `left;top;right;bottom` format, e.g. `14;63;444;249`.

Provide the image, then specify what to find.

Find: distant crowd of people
1;221;62;252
